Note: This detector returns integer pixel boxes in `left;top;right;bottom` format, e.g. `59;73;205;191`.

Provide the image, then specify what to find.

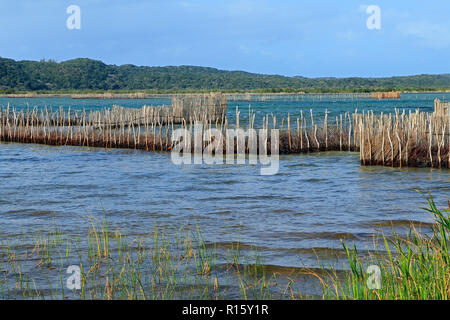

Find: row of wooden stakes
0;105;448;168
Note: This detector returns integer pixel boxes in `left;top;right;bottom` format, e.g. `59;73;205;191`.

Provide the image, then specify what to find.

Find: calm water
0;93;449;278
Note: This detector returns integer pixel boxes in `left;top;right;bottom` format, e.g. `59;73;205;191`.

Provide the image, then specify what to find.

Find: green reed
315;196;449;300
0;196;447;300
0;218;284;300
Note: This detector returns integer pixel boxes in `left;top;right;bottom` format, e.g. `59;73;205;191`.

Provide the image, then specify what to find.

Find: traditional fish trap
171;93;227;122
71;92;148;99
0;104;357;154
88;93;227;126
261;109;360;154
0;99;448;169
227;93;305;102
226;93;373;102
89;105;174;127
0;104;175;151
357;109;449;168
435;99;450;117
0;93;228;152
370;92;401;99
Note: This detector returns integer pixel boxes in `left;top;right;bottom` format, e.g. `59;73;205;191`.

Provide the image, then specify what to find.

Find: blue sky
0;0;449;77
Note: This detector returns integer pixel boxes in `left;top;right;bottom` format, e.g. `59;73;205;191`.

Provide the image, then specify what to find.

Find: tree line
1;57;449;93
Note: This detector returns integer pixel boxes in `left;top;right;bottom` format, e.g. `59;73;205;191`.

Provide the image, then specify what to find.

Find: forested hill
1;57;449;93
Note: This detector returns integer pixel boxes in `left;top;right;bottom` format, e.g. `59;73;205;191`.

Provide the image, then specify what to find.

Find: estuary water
0;93;448;287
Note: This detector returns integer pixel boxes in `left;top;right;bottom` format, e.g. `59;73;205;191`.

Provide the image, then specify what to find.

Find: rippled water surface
0;93;449;272
0;145;448;269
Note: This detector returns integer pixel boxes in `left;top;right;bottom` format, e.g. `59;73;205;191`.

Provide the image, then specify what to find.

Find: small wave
365;219;435;228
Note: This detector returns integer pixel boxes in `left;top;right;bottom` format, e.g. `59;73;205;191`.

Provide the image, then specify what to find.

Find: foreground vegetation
1;57;449;93
0;221;294;300
315;196;450;299
0;197;448;300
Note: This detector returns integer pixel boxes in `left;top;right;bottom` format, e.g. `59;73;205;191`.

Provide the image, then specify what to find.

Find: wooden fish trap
370;92;401;99
171;93;227;123
356;109;449;168
90;93;228;127
435;99;450;117
0;97;448;169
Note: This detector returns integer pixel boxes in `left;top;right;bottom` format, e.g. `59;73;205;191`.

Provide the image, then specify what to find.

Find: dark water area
0;93;449;297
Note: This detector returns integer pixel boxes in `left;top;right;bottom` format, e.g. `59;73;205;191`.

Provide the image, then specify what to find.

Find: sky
0;0;449;77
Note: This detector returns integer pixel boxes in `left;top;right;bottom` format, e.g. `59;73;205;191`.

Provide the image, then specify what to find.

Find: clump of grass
316;196;449;300
0;219;288;300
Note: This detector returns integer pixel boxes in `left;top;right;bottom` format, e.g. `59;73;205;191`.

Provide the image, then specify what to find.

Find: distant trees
0;57;449;93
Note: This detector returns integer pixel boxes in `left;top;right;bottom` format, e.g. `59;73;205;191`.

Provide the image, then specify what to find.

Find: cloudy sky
0;0;449;77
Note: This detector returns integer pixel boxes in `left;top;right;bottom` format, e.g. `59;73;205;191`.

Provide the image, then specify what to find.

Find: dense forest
1;57;449;93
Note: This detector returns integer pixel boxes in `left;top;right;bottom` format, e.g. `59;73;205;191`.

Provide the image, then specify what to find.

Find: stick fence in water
0;98;448;168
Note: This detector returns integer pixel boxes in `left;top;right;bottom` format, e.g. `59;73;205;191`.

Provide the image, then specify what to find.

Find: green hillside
1;57;449;93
